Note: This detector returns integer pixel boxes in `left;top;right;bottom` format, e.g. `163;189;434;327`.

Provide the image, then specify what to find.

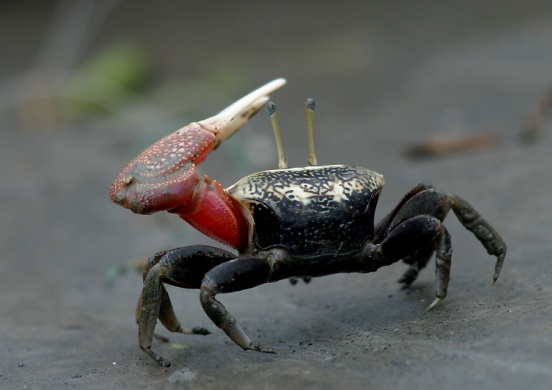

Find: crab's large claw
110;78;286;249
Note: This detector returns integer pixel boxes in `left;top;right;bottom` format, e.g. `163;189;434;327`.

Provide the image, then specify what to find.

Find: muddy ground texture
1;1;552;389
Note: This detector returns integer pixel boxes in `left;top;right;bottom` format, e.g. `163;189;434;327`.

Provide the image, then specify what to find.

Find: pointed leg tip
493;256;505;284
143;348;172;367
426;297;442;312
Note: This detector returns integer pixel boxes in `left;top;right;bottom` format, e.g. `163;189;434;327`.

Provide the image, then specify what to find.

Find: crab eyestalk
267;101;288;169
305;98;318;166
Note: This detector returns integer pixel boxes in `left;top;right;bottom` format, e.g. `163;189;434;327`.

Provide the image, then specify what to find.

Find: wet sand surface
1;1;552;389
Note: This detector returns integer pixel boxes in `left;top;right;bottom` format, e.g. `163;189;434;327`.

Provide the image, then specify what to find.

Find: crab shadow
262;274;442;346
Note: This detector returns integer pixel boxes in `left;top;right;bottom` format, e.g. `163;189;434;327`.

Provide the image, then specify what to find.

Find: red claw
110;79;286;250
110;123;215;215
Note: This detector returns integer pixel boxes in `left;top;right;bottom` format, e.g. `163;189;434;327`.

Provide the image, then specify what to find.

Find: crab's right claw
110;78;286;215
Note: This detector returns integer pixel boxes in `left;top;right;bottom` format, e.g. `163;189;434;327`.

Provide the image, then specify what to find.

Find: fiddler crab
110;78;506;366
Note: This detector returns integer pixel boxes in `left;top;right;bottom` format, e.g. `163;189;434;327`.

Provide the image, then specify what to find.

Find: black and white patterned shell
227;165;385;256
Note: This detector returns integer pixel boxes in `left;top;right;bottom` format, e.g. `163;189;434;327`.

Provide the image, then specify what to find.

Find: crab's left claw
110;78;286;216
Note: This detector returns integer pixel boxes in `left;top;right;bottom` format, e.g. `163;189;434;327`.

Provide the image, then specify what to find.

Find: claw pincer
110;122;214;214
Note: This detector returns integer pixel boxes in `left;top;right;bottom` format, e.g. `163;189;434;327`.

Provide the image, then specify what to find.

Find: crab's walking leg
139;245;235;366
378;186;451;287
378;184;506;284
378;209;454;311
427;226;452;310
136;251;207;343
448;194;507;282
377;183;506;310
200;257;276;354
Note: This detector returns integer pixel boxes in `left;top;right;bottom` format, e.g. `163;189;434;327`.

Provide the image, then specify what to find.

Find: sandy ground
1;1;552;389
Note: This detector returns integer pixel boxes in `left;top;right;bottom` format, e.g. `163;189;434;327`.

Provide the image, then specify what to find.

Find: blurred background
1;1;552;388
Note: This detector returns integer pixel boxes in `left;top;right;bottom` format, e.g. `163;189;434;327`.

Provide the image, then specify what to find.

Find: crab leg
200;257;276;354
110;79;286;249
138;245;236;366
